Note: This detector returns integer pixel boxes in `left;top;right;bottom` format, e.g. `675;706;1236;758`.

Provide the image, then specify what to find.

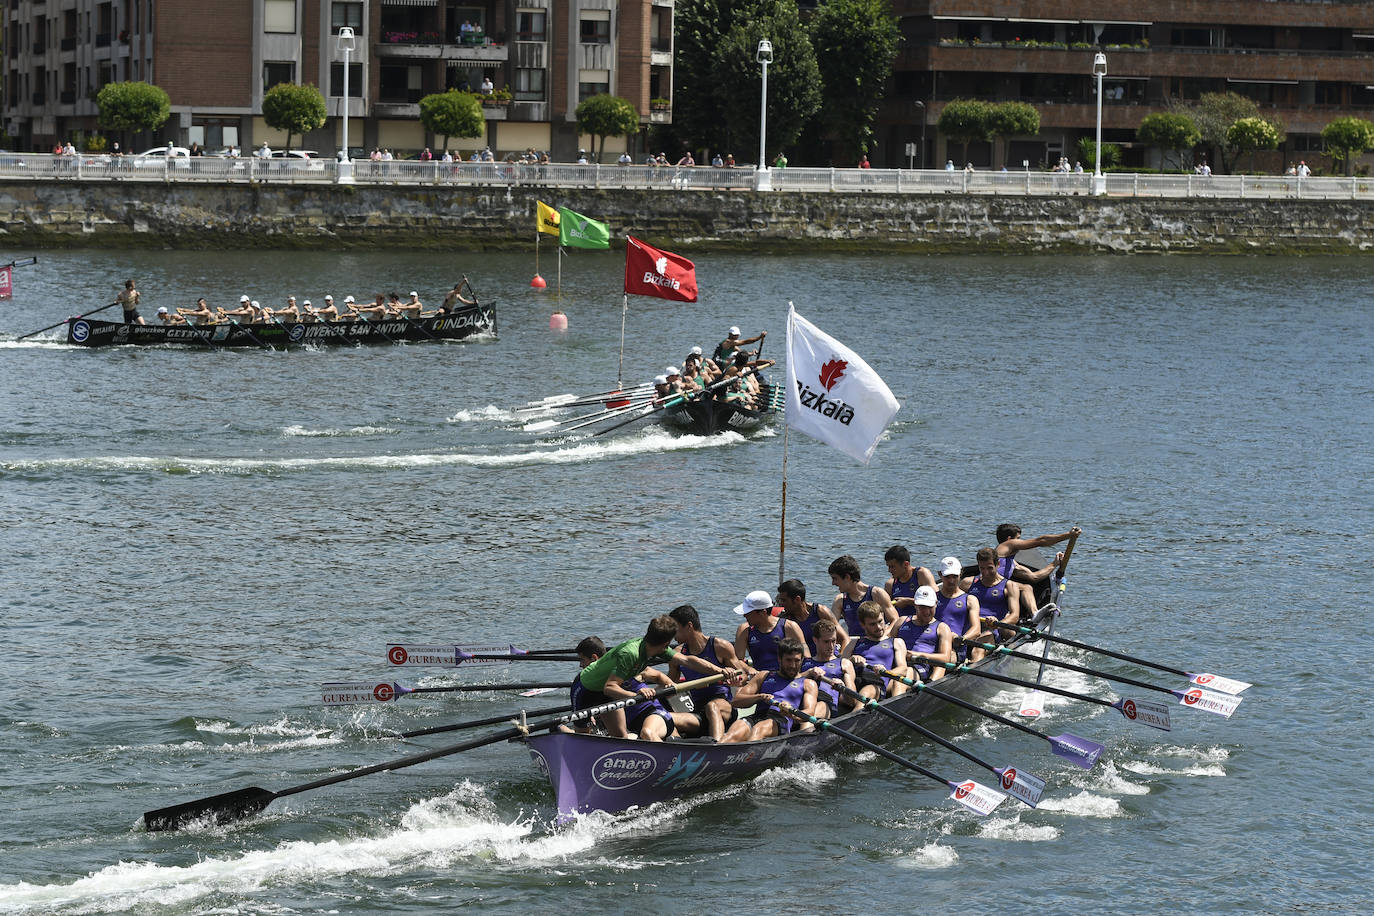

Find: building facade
879;0;1374;171
4;0;674;159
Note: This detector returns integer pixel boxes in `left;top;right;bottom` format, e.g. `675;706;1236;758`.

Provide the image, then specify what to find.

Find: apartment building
879;0;1374;170
3;0;674;159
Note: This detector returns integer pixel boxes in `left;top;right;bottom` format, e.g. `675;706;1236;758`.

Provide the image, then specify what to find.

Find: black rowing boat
660;382;782;435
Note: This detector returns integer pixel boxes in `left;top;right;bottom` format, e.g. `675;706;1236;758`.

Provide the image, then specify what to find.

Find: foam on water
447;405;523;423
750;758;838;792
976;813;1061;842
1079;761;1151;796
897;842;959;869
1035;790;1123;818
281;425;398;437
1122;760;1227;778
0;429;743;476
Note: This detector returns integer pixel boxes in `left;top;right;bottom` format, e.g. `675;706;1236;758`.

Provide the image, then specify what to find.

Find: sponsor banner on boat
1119;696;1172;731
950;779;1006;815
321;681;396;705
1188;673;1251;695
590;750;658;790
1177;687;1242;718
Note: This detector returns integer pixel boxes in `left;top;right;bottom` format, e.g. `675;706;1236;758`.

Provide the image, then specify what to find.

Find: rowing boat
64;302;497;348
524;605;1050;816
660;381;782;435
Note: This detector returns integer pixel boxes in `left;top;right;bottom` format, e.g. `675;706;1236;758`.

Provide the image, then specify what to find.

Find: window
263;61;295;91
580;11;610;45
265;0;296;34
331;2;363;34
330;62;363;98
515;10;546;42
514;68;544;101
578;69;609;102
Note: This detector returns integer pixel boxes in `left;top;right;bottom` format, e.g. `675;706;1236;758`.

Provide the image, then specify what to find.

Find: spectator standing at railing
189;143;202;157
419;147;432;161
618;151;632;165
577;149;589;164
945;159;955;170
480;76;494;96
859;155;870;168
774;152;788;168
725;153;735;167
677;151;695;166
712;152;724;168
442;149;453;163
1297;160;1311;177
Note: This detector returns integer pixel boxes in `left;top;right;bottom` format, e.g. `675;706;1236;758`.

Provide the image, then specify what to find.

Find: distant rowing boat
64;302;497;349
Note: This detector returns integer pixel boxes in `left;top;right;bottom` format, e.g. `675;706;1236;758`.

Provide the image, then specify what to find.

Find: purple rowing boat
524;609;1049;816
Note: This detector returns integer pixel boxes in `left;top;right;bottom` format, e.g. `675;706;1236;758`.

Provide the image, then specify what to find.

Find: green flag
558;207;610;250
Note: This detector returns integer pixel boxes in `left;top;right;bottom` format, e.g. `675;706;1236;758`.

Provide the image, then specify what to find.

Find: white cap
733;589;775;616
156;306;168;314
914;585;938;607
729;326;741;337
302;299;311;306
939;556;962;578
690;345;703;356
410;291;418;297
665;366;679;376
653;375;668;385
325;295;333;301
250;300;260;308
345;295;355;303
239;295;250;303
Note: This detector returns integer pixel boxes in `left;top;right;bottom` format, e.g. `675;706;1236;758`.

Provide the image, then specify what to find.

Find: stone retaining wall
2;181;1372;253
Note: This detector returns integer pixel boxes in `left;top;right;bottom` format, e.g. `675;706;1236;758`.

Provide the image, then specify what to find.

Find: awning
1228;78;1298;85
383;0;438;6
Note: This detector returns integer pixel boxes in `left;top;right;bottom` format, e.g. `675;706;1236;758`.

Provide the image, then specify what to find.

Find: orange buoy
531;274;547;289
549;310;568;331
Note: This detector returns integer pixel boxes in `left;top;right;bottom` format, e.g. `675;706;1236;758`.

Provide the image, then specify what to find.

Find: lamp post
1092;51;1107;195
337;26;356;182
914;100;926;169
756;38;773;191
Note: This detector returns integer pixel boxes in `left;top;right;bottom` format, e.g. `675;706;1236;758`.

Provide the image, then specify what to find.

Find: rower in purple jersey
777;578;846;655
842;602;911;699
885;585;954;682
732;589;807;674
801;619;856;718
883;545;936;615
829;554;897;637
962;547;1022;660
668;604;745;741
935;556;981;658
620;671;677;741
724;638;817;741
994;523;1078;587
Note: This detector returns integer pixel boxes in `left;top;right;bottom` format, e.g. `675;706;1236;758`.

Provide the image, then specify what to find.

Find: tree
808;0;900;166
673;0;735;156
938;99;992;165
1137;112;1200;171
986;101;1040;169
1181;91;1264;174
714;0;822;165
261;83;327;153
1076;137;1121;171
575;94;641;163
96;81;171;140
1321;117;1374;176
419;90;484;151
1227;117;1282;173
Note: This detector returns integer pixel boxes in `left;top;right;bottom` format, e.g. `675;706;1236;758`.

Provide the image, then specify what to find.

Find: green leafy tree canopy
1181;91;1262;173
575;94;641;163
1227;117;1282;172
1137;112;1201;171
809;0;900;166
96;81;171;135
261;83;327;152
1321;117;1374;175
419;90;485;152
938;99;992;164
987;101;1040;168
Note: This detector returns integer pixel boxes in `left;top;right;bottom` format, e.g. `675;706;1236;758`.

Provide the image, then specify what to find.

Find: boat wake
281;424;399;437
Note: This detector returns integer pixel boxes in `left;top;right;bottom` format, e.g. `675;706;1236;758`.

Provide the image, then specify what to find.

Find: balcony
376;33;508;64
373;100;420;117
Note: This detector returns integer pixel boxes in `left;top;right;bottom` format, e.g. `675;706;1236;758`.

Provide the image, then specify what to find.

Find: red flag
623;236;697;302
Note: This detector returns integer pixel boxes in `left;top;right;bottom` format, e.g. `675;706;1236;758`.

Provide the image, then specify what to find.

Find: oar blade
522;419;559;432
321;681;401;705
1188;673;1251;695
1114;696;1173;731
1048;733;1105;769
1018;690;1046;718
144;786;277;832
996;766;1046;808
948;779;1006;816
387;644;458;666
1175;687;1242;718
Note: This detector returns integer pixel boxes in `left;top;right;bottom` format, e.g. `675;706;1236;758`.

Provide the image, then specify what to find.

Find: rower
650;375;672;406
338;295;358;320
733;589;807;674
222;295;255;322
176;297;215;326
315;295;339;321
299;299;317;322
349;295;389;321
935;556;982;659
571;615;683;739
884;585;954;682
620;668;678;741
275;296;301;321
564;636;607;733
397;291;423;318
962;547;1021;650
776;578;846;656
117;278;144;325
842;602;911;699
829;554;897;637
724;638;817;742
883;545;935;614
387;292;405;315
711;325;765;369
668;604;745;741
680;351;709;391
441;281;475;312
664;366;685;394
155;306;184;325
994;523;1079;586
801;619;856;718
250;300;272;323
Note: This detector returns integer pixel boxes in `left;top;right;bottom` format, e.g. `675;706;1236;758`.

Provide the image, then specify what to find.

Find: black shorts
856;667;887;691
123;309;141;323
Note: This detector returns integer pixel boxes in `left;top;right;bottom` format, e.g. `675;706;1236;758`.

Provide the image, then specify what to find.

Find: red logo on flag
624;236;697;302
388;646;408;665
819;358;847;391
373;683;395;702
1122;699;1138;719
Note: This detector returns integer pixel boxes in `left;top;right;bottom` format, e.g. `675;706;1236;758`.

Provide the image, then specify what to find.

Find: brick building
879;0;1374;171
3;0;675;159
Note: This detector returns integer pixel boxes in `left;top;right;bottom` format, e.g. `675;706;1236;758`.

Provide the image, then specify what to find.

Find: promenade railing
2;153;1371;201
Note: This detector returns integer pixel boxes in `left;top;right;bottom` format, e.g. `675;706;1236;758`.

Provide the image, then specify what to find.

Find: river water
0;249;1369;915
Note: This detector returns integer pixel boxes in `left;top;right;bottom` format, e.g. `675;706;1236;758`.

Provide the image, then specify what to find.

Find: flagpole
557;246;563;298
779;421;790;586
535;232;540;275
618;294;629;389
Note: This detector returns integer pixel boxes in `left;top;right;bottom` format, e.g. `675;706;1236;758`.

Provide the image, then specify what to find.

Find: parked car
267;149;326;171
133;146;192;168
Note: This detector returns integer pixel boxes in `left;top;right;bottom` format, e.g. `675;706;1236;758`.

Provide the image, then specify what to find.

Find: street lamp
756;39;773;191
338;26;356;180
914;100;926;169
1092;52;1107;194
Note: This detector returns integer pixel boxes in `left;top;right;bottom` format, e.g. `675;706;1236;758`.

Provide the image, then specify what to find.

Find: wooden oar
17;300;119;340
821;675;1046;807
954;637;1243;719
863;661;1104;769
1021;529;1077;717
766;700;1006;816
143;673;726;832
321;680;569;705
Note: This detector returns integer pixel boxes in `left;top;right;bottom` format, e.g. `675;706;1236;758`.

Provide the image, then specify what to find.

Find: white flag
785;304;900;464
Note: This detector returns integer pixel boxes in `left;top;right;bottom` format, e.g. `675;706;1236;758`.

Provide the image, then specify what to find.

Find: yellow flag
537;200;561;237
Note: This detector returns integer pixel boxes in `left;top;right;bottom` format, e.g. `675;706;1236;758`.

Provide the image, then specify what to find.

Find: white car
133;146;192;168
268;149;325;170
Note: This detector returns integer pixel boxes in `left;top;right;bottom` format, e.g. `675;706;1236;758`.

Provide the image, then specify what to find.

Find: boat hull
525;618;1042;816
65;303;496;348
659;383;779;435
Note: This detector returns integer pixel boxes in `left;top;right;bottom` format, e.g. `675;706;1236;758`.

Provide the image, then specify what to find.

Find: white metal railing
2;153;1371;200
